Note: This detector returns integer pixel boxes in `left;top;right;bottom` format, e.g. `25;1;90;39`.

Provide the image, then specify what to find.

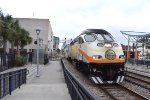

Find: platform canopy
120;31;150;43
120;31;150;37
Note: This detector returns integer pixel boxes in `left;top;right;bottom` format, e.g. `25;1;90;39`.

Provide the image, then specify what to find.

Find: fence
61;59;99;100
126;58;150;68
0;53;15;72
0;67;27;99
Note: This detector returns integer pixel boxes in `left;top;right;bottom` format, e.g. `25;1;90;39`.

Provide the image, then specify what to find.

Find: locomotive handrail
61;59;99;100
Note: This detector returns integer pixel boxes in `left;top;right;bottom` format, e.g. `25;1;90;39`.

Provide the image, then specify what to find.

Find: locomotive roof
81;29;110;35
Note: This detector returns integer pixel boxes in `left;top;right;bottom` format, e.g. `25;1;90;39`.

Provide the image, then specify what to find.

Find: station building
5;18;54;55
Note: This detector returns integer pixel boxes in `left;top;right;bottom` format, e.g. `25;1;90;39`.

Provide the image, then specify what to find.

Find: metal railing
61;59;99;100
0;67;27;99
126;58;150;68
0;53;15;72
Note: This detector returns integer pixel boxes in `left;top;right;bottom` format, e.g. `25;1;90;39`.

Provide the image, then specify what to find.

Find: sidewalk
2;61;71;100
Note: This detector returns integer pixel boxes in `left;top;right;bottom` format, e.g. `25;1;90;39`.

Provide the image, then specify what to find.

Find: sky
0;0;150;45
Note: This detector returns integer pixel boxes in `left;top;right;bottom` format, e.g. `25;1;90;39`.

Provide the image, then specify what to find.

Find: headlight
104;43;112;48
92;55;102;60
119;55;125;60
113;43;119;47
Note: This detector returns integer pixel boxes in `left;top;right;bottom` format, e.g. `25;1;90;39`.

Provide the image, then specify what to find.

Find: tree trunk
3;40;7;68
20;46;24;55
16;44;20;55
11;41;15;53
3;40;7;54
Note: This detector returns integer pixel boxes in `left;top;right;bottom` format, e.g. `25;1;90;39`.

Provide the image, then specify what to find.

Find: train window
79;37;84;44
97;34;104;41
70;41;74;45
74;38;78;43
103;34;114;41
146;45;150;49
70;38;78;45
84;34;96;42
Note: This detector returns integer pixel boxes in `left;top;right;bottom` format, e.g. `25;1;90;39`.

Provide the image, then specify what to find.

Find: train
64;29;125;84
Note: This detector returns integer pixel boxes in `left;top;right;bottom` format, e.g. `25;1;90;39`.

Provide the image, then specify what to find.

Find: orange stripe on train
79;49;124;63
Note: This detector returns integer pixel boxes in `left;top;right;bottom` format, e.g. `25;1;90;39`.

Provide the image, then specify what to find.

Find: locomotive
66;29;125;84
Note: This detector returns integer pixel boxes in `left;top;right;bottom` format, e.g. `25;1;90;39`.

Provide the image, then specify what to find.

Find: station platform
2;61;71;100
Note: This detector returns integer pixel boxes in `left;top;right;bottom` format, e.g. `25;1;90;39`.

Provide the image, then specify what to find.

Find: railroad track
126;67;150;76
125;71;150;90
63;59;149;99
98;84;149;100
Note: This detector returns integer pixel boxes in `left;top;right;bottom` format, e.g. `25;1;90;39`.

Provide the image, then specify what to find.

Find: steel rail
98;84;149;100
125;71;150;90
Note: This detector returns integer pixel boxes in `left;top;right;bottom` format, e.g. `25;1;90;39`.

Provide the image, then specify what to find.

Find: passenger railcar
67;29;125;84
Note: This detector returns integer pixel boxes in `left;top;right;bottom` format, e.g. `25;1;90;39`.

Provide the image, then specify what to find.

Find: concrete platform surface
2;61;71;100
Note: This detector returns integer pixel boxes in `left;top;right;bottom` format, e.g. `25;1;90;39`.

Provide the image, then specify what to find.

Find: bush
15;55;26;66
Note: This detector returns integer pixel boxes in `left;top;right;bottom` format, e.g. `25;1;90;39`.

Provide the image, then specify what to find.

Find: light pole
36;29;40;77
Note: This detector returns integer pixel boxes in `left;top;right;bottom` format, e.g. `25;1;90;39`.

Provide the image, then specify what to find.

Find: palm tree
8;20;20;53
0;14;13;54
14;29;21;55
0;9;3;32
0;12;14;67
14;28;32;55
0;17;2;43
20;28;32;51
0;10;33;56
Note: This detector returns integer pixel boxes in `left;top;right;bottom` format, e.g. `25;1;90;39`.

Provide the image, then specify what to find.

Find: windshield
97;34;114;41
84;34;96;42
97;34;104;41
84;32;114;42
103;34;114;41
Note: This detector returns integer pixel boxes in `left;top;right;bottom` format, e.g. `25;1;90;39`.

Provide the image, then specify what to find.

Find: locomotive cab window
74;38;78;44
97;34;104;41
70;41;75;45
84;34;96;42
103;34;114;41
79;37;84;44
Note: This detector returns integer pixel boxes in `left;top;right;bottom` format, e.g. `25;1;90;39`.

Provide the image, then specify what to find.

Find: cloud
1;0;150;44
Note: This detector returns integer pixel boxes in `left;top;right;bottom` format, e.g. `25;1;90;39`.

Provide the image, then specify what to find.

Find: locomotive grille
105;50;116;60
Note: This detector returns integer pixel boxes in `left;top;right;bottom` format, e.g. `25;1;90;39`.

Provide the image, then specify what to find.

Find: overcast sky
0;0;150;44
